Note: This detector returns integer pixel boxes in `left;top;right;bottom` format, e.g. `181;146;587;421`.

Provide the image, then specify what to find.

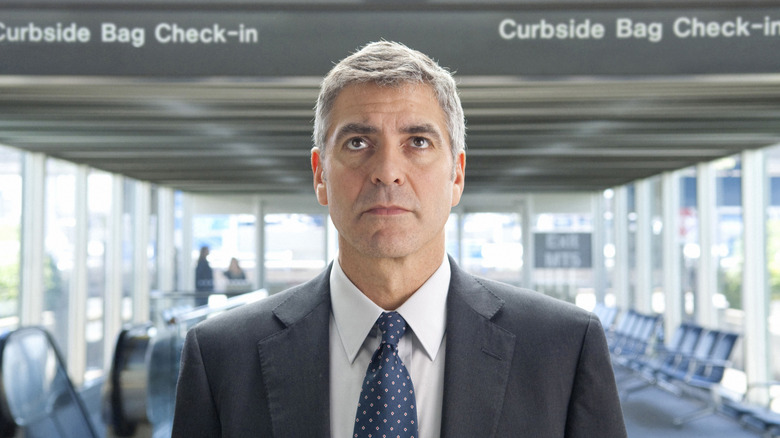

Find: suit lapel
257;268;332;438
441;260;516;438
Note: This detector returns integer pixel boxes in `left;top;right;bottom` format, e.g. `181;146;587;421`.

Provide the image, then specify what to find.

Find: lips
365;205;410;216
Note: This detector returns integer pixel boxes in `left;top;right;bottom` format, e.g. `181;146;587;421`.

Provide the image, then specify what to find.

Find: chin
360;238;417;260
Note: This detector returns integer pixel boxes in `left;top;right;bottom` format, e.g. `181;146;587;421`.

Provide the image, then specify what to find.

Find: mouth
364;205;411;216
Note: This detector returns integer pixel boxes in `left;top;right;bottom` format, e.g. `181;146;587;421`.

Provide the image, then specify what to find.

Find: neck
338;246;445;310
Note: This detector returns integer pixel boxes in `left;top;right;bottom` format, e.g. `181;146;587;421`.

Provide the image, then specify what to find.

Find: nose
370;145;405;186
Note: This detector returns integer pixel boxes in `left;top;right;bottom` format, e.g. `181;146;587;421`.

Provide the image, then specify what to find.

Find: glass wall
460;212;523;287
122;179;136;322
193;213;259;294
650;176;665;313
444;213;459;261
766;145;780;380
714;155;744;334
86;170;110;380
626;184;637;310
148;186;159;294
0;145;22;330
602;189;616;306
264;213;325;293
43;158;77;360
679;167;698;319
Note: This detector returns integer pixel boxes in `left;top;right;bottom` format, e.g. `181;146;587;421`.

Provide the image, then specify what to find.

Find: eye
346;137;369;150
410;137;430;149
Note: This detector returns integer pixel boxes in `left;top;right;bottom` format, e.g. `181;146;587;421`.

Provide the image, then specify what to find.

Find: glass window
445;213;459;261
714;155;743;335
602;189;616;307
679;167;698;319
148;186;159;293
86;170;110;381
122;180;135;322
0;145;22;330
650;176;665;313
460;212;523;287
193;213;259;296
766;145;780;380
264;213;325;294
43;158;77;358
626;184;637;310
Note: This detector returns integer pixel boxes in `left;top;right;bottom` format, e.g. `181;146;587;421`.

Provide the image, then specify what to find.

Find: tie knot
376;311;407;347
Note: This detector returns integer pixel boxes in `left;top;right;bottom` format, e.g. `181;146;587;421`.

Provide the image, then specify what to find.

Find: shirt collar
330;255;450;364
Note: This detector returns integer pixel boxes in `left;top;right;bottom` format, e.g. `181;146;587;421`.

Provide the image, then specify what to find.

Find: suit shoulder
472;275;594;328
189;271;329;344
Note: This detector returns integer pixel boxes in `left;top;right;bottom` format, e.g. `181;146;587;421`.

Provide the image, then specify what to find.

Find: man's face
311;82;465;261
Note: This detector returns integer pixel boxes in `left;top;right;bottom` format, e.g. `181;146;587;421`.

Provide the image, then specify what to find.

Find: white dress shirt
329;255;449;438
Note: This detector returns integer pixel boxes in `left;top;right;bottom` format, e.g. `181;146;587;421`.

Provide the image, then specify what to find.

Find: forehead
326;82;447;137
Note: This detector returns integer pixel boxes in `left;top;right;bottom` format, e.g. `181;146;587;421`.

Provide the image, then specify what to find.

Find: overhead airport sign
534;233;592;269
1;8;779;76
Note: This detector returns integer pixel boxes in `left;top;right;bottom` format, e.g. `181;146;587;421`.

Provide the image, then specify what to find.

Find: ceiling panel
1;76;779;194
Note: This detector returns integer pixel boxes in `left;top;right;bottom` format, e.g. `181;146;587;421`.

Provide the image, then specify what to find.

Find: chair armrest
680;358;732;382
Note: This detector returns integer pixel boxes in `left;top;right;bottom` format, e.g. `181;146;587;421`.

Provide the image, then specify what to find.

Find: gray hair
313;41;466;159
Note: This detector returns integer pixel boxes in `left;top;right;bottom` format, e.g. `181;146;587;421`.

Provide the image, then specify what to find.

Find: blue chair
721;381;780;437
612;313;661;368
661;330;739;426
592;303;619;331
0;327;99;438
608;310;642;355
620;322;703;397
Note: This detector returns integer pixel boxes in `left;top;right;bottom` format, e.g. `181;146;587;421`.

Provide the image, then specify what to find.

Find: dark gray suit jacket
172;258;627;437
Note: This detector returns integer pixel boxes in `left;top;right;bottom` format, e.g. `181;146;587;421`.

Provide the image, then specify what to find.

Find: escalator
0;326;100;438
0;289;265;438
102;290;266;438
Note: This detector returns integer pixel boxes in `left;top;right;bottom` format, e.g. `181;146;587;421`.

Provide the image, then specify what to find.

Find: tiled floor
619;378;763;438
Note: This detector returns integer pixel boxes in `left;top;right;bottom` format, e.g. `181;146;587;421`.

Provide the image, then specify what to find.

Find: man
194;245;214;306
172;41;627;437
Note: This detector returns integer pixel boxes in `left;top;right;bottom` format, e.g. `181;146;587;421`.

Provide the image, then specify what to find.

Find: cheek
325;172;359;207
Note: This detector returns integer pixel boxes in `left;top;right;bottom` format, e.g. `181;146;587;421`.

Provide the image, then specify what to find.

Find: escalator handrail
162;289;267;326
0;326;99;438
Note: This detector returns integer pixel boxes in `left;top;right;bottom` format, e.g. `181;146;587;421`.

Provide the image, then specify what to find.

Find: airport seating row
604;307;742;428
603;306;780;437
720;381;780;437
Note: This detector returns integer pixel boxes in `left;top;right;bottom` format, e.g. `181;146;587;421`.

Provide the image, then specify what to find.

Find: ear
451;150;466;207
311;147;328;206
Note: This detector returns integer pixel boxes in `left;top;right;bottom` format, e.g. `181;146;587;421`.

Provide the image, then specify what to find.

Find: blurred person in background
194;245;213;306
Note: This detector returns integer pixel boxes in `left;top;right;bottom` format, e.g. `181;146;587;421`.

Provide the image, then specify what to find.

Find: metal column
613;186;630;310
20;153;45;326
635;179;653;314
68;165;88;386
742;149;770;387
663;171;683;341
133;181;151;324
592;192;607;304
157;187;176;292
696;162;718;327
103;175;123;369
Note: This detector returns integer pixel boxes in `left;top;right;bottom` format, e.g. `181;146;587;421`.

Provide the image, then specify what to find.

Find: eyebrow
333;123;377;141
333;122;444;142
402;123;444;143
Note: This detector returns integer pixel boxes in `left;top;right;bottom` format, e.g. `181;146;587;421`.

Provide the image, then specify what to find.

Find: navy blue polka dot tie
353;311;418;438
